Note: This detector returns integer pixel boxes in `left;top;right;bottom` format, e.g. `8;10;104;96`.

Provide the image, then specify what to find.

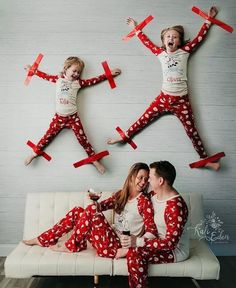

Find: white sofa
5;192;220;287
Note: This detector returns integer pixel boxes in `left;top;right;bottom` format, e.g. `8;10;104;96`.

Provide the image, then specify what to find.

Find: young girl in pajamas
121;161;189;288
25;56;121;173
108;7;221;171
23;162;157;259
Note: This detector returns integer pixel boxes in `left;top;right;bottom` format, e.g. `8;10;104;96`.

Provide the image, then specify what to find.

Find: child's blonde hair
161;25;189;49
61;56;84;76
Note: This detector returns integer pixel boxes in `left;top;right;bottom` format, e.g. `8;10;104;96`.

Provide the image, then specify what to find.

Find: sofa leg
94;275;99;287
191;278;202;288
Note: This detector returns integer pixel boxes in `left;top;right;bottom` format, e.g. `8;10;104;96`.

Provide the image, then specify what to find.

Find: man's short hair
150;161;176;186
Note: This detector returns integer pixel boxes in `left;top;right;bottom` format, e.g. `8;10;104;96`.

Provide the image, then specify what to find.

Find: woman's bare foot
205;161;221;171
22;238;41;246
24;153;37;166
93;161;106;174
49;242;72;253
107;137;123;145
115;248;128;259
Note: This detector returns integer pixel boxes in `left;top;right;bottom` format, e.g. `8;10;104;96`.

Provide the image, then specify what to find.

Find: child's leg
65;204;121;256
23;206;84;247
70;114;106;174
108;93;167;144
126;247;174;288
25;114;65;165
171;96;208;158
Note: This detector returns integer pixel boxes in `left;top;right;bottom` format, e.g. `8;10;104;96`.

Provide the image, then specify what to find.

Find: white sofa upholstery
5;192;220;283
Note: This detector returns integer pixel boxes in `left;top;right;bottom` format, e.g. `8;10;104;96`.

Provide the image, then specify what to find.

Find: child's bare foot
22;238;41;246
107;137;123;145
115;248;128;259
93;161;106;174
24;153;37;166
49;242;72;253
205;161;220;171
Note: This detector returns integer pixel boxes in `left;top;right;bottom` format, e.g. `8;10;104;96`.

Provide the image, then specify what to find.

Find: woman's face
131;169;149;193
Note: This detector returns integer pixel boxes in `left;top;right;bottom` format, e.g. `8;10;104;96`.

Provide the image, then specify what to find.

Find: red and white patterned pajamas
126;23;212;159
37;192;157;258
31;70;106;157
127;194;189;288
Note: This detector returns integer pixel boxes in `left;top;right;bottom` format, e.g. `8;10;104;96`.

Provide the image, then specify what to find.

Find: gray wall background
0;0;235;255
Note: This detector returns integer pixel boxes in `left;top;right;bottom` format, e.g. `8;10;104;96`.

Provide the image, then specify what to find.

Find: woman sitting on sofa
23;162;157;259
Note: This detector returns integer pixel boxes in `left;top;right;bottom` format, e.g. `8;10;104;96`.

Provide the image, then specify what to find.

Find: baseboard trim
0;244;17;256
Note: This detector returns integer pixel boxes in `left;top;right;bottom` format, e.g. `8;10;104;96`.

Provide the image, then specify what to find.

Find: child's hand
24;65;31;72
126;17;137;28
208;6;218;18
111;68;121;76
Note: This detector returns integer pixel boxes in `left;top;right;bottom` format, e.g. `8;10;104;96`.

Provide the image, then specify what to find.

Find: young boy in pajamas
25;56;121;173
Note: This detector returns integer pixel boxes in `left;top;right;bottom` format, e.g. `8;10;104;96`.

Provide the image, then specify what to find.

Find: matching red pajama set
37;192;157;258
126;23;212;159
31;70;107;157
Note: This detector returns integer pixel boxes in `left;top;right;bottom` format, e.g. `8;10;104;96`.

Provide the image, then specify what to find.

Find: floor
0;257;236;288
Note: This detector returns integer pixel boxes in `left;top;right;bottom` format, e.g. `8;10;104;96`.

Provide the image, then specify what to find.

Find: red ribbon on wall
192;6;234;33
116;127;137;150
73;150;109;168
24;54;44;86
27;140;52;161
123;15;154;41
189;152;225;169
102;61;116;89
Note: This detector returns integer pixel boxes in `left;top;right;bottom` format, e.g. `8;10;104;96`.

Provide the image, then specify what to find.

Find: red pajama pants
38;204;121;258
127;247;175;288
35;113;95;156
126;93;207;159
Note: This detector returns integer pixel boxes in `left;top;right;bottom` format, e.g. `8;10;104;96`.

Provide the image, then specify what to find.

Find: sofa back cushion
23;192;203;240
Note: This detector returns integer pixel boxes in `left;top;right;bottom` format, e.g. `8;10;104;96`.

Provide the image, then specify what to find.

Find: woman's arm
99;192;117;211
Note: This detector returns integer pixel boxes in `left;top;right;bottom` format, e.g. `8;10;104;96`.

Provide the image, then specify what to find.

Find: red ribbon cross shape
116;127;137;150
192;6;233;33
102;61;116;89
27;140;52;161
24;53;44;86
123;15;154;41
189;152;225;169
73;150;109;168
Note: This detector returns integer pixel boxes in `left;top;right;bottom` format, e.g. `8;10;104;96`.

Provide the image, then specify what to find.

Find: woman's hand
111;68;121;76
126;17;137;28
120;235;137;248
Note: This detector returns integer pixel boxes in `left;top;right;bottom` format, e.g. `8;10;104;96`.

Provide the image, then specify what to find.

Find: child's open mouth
168;42;174;47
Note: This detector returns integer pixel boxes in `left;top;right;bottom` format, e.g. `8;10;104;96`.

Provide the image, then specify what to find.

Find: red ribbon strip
24;53;44;86
192;6;234;33
73;150;109;168
102;61;116;89
189;152;225;169
116;126;137;150
123;15;154;41
27;140;52;161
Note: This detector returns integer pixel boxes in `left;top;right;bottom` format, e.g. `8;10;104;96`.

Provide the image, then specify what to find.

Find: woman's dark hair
114;162;149;214
150;161;176;186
